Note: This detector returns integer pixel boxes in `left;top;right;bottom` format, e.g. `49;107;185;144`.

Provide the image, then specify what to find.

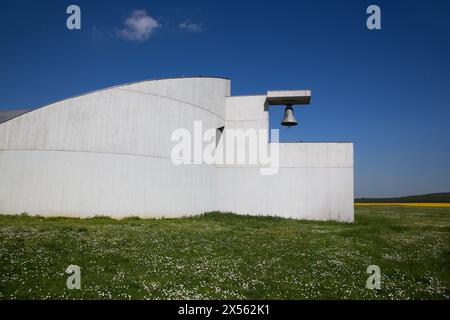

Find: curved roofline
0;75;230;124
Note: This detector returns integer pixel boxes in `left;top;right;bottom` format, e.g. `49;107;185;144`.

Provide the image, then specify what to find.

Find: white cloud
117;10;160;41
178;20;202;32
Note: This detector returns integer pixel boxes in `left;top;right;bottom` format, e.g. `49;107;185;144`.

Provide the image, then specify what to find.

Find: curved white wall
0;77;230;217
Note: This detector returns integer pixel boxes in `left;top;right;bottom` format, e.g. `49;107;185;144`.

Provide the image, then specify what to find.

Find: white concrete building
0;77;354;221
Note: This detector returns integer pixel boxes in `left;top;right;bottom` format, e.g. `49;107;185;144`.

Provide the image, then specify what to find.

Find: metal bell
281;104;298;127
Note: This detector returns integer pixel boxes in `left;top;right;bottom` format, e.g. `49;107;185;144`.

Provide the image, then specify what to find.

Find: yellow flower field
355;203;450;207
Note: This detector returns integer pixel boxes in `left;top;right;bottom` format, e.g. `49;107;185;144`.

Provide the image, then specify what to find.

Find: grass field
0;206;449;300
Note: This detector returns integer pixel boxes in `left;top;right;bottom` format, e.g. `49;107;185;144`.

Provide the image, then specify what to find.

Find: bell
281;104;298;127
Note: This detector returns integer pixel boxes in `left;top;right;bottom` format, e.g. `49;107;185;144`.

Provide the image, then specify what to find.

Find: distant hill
355;192;450;203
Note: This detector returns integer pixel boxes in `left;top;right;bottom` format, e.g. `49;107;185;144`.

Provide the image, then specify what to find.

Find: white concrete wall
0;150;216;217
0;77;228;217
216;144;354;222
216;96;354;222
0;77;354;221
0;77;230;157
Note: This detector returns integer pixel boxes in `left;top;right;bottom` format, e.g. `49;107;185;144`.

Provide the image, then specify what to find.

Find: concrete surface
0;77;354;221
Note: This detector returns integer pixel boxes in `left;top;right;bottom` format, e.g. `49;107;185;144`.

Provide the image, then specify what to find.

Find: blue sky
0;0;449;197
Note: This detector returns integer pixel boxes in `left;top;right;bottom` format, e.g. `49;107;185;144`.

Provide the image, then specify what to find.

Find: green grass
355;192;450;203
0;206;449;300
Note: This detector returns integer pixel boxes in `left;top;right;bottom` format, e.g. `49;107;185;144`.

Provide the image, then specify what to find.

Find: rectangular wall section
219;96;354;222
0;149;217;218
216;143;354;222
